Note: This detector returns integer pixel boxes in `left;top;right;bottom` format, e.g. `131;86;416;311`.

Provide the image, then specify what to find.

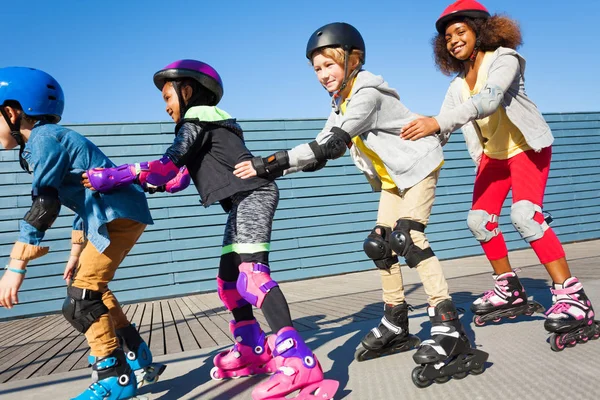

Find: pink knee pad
217;276;249;311
236;262;279;308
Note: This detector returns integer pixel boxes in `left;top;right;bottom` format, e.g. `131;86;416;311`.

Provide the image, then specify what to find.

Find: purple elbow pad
86;164;139;192
139;156;180;187
165;167;191;193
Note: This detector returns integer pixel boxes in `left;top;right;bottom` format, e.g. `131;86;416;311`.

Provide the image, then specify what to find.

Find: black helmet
306;22;366;64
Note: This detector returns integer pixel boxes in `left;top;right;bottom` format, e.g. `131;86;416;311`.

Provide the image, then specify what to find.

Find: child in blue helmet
83;59;339;400
0;67;167;400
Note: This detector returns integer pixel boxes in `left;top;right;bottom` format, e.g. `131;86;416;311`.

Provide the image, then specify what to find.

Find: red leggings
472;146;565;264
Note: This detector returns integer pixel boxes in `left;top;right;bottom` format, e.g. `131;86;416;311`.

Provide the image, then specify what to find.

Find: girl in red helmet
402;0;600;350
83;59;339;400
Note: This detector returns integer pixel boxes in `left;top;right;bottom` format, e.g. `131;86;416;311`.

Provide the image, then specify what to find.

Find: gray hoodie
434;47;554;166
287;70;444;192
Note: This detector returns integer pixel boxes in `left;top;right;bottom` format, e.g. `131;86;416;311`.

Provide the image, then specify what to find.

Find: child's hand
0;270;25;309
401;117;440;141
63;255;79;284
233;161;257;179
81;170;101;190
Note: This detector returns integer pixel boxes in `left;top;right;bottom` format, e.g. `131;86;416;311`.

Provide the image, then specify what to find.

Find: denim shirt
19;123;153;253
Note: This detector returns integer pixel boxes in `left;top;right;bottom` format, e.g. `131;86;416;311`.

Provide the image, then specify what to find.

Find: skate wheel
453;371;468;380
566;340;577;348
492;317;502;323
473;315;486;327
591;333;600;341
525;312;534;316
508;315;517;319
550;334;565;352
354;346;370;362
470;365;485;375
411;366;432;388
434;375;450;384
210;366;223;381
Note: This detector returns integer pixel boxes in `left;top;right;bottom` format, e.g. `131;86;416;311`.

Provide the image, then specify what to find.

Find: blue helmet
0;67;64;123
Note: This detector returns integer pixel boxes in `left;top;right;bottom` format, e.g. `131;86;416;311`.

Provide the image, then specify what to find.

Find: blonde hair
311;47;364;73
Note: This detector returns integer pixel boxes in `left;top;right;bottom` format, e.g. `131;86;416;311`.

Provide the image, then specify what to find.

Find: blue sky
4;0;599;123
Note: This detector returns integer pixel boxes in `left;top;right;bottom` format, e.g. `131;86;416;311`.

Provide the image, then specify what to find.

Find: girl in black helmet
234;22;488;387
84;59;339;400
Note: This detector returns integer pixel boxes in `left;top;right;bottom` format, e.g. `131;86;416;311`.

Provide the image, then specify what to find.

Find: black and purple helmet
153;59;223;106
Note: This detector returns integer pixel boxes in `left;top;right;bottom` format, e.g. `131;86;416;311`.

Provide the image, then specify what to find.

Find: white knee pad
510;200;549;243
467;209;500;242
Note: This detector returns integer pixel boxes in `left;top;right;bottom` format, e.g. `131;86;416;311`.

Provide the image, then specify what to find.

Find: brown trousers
71;219;146;357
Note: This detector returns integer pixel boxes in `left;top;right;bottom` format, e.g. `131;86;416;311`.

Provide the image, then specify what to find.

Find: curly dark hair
433;14;523;76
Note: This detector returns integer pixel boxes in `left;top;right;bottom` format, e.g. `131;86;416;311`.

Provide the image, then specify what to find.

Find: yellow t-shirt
340;85;397;190
462;52;531;160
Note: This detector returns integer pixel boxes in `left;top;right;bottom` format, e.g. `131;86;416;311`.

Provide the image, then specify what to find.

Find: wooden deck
1;240;599;384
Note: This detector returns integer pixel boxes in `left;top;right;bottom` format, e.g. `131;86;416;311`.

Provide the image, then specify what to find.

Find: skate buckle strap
277;366;297;377
95;356;118;370
67;285;103;301
381;316;402;334
371;327;382;338
546;302;572;316
251;263;278;293
482;290;495;301
551;282;583;295
275;337;295;356
89;382;109;397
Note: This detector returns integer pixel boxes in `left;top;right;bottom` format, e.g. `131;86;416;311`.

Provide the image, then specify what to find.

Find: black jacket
165;118;270;211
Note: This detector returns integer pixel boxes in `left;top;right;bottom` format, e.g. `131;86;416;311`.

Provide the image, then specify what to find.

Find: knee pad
363;225;399;270
467;209;500;242
511;200;549;243
217;276;250;310
62;287;108;333
389;219;435;268
236;262;279;308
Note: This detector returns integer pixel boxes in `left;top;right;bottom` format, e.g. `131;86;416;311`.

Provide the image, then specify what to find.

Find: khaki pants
377;170;451;306
71;219;146;357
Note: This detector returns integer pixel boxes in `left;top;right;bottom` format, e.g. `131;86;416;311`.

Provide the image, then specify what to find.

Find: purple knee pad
217;276;249;311
236;262;279;308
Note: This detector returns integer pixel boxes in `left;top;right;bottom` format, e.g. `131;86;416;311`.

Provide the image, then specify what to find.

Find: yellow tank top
462;52;532;160
340;86;397;190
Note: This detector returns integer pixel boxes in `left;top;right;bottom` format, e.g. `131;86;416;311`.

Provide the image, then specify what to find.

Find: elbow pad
24;187;61;231
308;127;351;162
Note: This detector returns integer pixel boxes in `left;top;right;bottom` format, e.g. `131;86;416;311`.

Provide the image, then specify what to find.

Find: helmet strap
0;107;30;173
470;38;482;62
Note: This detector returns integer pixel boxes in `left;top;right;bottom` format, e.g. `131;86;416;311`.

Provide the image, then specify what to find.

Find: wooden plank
165;298;198;352
179;296;230;346
0;316;73;383
147;302;164;357
173;297;220;349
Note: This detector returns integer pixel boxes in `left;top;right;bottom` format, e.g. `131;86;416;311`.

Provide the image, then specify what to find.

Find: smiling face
312;53;346;93
161;82;181;123
445;21;477;61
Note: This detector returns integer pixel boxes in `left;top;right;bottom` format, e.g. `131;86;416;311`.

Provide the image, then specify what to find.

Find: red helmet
436;0;490;34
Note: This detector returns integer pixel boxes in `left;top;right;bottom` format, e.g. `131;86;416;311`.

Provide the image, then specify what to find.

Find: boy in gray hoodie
234;22;488;387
